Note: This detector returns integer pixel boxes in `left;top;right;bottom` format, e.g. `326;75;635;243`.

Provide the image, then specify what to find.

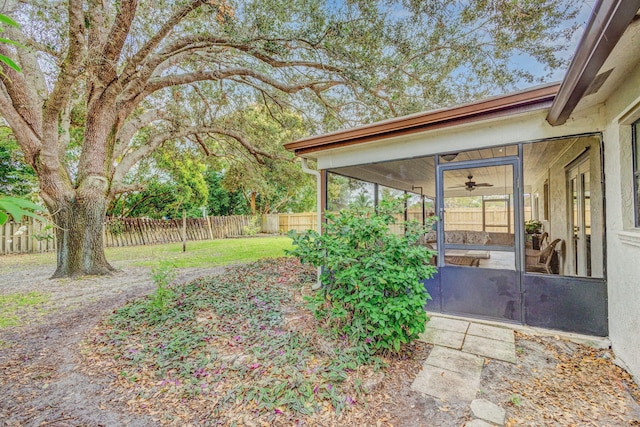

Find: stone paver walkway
411;315;517;425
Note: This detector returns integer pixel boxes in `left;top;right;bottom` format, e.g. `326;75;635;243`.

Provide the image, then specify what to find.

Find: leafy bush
107;218;125;236
0;195;45;225
243;216;261;235
32;224;54;241
288;197;436;353
148;260;177;316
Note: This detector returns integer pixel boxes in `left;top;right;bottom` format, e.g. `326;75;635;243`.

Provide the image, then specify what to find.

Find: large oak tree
0;0;579;277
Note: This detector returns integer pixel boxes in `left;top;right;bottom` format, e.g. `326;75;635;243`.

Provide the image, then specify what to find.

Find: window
633;120;640;227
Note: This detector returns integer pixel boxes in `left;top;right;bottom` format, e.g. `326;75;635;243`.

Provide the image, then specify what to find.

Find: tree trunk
48;185;116;278
250;191;256;215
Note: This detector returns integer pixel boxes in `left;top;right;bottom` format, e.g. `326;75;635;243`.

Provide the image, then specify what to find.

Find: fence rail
1;208;529;255
102;216;259;247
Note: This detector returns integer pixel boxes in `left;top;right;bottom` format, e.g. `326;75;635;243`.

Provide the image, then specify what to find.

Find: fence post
182;209;187;252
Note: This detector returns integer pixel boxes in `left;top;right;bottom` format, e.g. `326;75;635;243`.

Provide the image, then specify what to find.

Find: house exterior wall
314;108;602;171
599;62;640;384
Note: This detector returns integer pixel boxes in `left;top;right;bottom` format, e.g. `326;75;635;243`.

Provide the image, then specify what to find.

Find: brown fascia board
285;83;560;156
547;0;640;126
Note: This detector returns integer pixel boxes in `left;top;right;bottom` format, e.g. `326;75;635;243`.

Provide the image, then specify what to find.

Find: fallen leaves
81;258;414;426
501;332;640;426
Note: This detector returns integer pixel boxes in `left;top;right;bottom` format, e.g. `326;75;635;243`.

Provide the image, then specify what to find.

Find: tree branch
0;44;43;135
122;191;171;217
112;131;170;188
120;36;233;92
121;35;343;104
102;1;138;63
142;68;343;98
191;134;211;156
204;126;277;163
110;182;146;196
115;109;171;159
225;43;343;73
112;122;279;187
0;88;41;164
42;0;85;124
121;0;208;82
3;26;50;102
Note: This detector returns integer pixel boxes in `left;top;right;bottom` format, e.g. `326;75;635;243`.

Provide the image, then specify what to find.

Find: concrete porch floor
427;312;611;349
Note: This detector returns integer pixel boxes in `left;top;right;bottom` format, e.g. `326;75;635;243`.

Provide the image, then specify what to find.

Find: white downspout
299;158;323;290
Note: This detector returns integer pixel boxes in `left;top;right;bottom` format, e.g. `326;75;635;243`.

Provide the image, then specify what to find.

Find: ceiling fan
449;174;494;192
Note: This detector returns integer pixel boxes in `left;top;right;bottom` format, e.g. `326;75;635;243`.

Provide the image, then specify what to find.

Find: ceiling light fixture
441;153;458;161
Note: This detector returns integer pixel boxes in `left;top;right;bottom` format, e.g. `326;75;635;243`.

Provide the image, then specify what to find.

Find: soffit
547;2;640;125
328;136;595;198
571;16;640;115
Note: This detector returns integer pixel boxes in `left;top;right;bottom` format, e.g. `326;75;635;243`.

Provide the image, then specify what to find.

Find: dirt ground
1;257;639;426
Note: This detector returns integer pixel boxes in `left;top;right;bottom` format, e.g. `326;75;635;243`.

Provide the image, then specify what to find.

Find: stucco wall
600;63;640;384
314;108;602;170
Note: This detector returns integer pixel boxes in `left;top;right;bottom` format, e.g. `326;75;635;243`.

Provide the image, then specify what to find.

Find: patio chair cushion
465;231;491;245
421;230;491;246
445;231;466;244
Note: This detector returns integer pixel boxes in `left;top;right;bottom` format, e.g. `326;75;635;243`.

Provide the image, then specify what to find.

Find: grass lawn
105;235;294;268
0;291;49;328
0;235;294;271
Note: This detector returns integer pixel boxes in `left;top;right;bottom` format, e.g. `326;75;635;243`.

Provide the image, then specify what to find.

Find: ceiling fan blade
448;184;468;188
474;183;494;187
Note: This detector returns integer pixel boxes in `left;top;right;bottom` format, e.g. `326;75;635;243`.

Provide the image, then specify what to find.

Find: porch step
418;317;517;363
413;316;517;402
411;346;483;401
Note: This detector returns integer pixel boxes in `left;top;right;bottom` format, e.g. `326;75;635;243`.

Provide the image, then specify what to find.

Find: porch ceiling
328;136;589;198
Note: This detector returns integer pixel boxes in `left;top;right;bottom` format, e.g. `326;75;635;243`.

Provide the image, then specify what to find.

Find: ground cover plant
288;198;437;353
2;251;639;426
84;258;391;425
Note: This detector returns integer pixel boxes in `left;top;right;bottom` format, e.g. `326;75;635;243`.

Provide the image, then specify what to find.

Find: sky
515;0;599;84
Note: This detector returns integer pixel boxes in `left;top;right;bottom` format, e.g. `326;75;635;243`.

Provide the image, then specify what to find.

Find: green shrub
243;216;261;235
148;260;177;315
288;197;436;353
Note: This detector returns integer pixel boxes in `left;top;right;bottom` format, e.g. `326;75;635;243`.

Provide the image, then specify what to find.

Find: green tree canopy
0;0;582;277
0;128;37;196
218;105;315;214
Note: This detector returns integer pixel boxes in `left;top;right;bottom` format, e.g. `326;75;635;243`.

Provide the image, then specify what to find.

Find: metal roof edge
546;0;640;126
286;83;560;155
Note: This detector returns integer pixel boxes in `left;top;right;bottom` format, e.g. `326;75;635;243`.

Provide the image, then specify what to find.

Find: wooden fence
0;217;56;255
102;216;259;247
278;213;318;233
0;207;531;255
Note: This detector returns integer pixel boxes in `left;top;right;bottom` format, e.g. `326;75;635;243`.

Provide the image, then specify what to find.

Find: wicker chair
537;232;548;249
525;238;561;274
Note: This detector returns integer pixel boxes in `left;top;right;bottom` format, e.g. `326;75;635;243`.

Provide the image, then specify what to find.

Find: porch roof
284;84;559;157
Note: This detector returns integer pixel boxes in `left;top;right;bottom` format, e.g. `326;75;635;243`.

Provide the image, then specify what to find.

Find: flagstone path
411;316;517;426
